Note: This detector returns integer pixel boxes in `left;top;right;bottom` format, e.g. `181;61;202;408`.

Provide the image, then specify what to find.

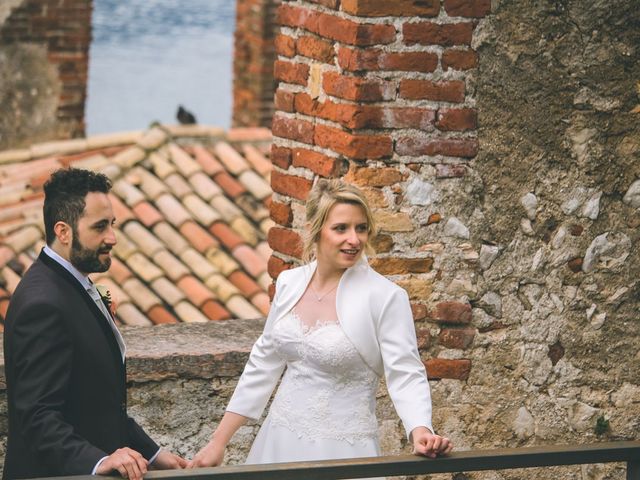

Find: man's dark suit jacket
3;251;158;479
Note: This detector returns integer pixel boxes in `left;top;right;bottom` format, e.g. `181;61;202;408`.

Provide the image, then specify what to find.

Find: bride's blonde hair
302;179;377;262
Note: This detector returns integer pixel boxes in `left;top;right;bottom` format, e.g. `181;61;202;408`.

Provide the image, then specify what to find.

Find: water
86;0;235;135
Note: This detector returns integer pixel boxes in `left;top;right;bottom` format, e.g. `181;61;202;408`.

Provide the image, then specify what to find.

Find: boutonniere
96;284;117;317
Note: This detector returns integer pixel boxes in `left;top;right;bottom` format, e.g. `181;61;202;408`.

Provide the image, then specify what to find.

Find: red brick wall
269;0;491;381
232;0;282;128
0;0;92;144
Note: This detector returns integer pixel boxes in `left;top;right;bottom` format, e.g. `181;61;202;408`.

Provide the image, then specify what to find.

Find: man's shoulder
11;258;71;304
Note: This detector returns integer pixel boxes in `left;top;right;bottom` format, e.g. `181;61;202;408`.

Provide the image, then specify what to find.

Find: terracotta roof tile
0;246;14;268
121;277;161;312
189;171;222;200
30;138;87;159
192;145;225;176
116;302;153;326
0;125;275;328
174;300;209;323
0;156;61;183
228;270;262;297
183;194;222;226
150;277;186;306
242;144;272;177
230;217;259;246
113;146;146;169
17;252;34;272
205;249;239;276
165;124;225;137
201;299;231;321
209;222;244;250
238;170;271;200
132;201;163;227
109;193;135;226
155;193;191;227
112;179;145;207
204;273;240;303
147;305;179;325
126;252;164;282
256;272;272;291
68;153;111;173
0;199;42;223
226;127;272;142
0;149;30;164
232;244;266;277
256;241;273;262
213;172;246;198
0;182;29;206
178;221;218;254
260;218;275;236
177;275;214;307
149;151;176;179
100;163;123;181
169;143;201;177
153;222;189;255
112;230;138;261
4;226;40;254
85;131;142;150
0;298;10;321
179;248;218;281
106;257;133;284
210;194;242;222
137;127;168;151
152;250;190;281
235;195;270;223
214;142;250;175
164;173;192;199
251;292;271;316
226;295;261;319
1;266;21;294
133;167;169;200
122;221;165;256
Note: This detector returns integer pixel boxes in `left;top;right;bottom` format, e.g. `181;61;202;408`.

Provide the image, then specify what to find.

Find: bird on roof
177;105;197;124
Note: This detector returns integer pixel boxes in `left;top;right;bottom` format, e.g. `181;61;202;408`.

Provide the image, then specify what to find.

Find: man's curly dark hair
43;168;112;245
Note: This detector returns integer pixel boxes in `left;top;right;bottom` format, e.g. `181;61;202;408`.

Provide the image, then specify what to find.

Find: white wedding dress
245;309;381;464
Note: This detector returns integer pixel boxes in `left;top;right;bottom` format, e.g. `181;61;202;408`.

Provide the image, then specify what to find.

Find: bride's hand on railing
187;437;226;468
410;426;453;458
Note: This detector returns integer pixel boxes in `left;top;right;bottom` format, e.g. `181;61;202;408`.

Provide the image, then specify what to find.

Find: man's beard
70;234;112;273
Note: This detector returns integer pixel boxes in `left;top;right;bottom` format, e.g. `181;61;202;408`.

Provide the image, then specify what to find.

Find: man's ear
53;221;72;246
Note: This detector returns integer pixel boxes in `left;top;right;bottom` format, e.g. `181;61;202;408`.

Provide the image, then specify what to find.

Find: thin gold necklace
309;281;338;302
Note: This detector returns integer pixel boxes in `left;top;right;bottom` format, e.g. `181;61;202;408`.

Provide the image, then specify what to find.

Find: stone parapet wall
0;320;414;475
0;0;91;149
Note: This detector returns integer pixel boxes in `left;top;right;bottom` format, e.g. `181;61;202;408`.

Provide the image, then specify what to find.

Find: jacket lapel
38;251;125;370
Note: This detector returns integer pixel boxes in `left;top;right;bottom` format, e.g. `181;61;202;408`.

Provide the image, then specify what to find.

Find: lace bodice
268;311;380;444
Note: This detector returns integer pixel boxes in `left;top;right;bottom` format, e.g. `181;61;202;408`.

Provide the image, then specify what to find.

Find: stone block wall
266;1;639;479
0;0;91;150
232;0;282;128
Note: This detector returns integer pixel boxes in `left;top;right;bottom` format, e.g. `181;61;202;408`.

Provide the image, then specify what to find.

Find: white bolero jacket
225;256;434;437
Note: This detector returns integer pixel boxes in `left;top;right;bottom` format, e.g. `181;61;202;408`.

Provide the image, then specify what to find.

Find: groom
3;168;185;479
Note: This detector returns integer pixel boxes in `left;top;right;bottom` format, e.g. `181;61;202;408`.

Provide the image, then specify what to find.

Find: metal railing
31;441;640;480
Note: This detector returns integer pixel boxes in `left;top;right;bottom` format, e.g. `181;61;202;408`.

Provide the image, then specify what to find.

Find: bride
189;179;452;467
